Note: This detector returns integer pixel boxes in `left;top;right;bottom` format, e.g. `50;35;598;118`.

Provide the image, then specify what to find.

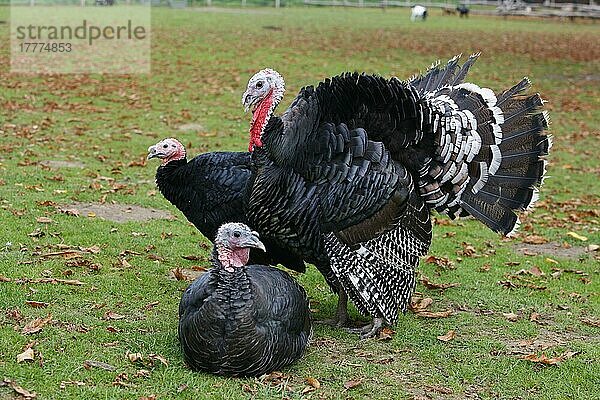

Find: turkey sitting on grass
241;54;551;338
178;222;312;377
147;138;305;272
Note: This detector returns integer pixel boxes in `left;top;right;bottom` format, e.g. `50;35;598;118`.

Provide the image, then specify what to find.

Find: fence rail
303;0;600;18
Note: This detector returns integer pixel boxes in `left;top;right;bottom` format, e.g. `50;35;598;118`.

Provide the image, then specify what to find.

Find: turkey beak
244;231;266;253
147;145;159;160
242;91;255;113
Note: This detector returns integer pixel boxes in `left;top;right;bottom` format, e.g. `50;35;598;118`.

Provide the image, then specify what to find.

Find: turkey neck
155;158;189;201
211;247;254;321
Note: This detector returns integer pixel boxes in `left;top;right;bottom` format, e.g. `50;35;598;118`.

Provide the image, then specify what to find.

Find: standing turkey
147;138;305;272
178;222;312;377
241;54;551;338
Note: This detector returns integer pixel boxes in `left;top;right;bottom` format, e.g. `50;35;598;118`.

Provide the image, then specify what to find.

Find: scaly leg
316;288;351;327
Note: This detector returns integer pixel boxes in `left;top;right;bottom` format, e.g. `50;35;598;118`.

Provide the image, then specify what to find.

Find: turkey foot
315;289;353;327
346;317;384;340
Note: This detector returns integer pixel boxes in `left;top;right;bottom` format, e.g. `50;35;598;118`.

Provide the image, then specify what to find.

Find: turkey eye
163;144;168;148
256;81;263;89
233;231;241;238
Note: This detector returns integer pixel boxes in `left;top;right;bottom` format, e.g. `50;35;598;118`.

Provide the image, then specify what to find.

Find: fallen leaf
171;268;186;281
83;359;116;371
522;351;579;365
306;377;320;389
36;217;53;224
437;330;456;342
1;378;37;399
127;351;143;363
22;314;53;334
522;235;548;244
587;244;599;252
344;379;362;389
181;255;203;261
17;348;35;363
59;381;85;389
103;311;125;320
529;266;545;277
415;310;453;318
420;275;460;290
25;300;49;308
566;232;588;241
503;312;519;322
580;317;600;328
148;353;168;367
378;327;395;340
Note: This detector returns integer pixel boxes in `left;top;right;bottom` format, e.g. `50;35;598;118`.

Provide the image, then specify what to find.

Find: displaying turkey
178;222;312;377
147;138;305;272
241;54;551;337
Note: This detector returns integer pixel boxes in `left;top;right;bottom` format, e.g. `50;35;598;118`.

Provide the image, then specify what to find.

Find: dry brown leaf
522;351;579;365
410;297;433;312
1;378;37;399
424;255;455;269
83;359;116;371
171;268;186;281
420;275;460;290
580;317;600;328
529;266;545;277
25;300;49;308
148;353;168;367
36;216;53;224
378;327;395;340
522;235;548;244
59;381;86;389
22;314;53;334
503;312;519;322
17;347;35;363
437;330;456;342
566;232;588;241
127;351;143;363
306;377;321;389
344;379;362;389
415;310;453;319
181;255;203;261
0;275;12;282
103;311;125;320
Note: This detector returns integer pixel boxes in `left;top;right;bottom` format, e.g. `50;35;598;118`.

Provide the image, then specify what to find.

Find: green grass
1;6;599;400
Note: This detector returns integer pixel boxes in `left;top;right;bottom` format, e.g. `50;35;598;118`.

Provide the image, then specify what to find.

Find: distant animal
147;139;305;272
457;4;470;17
411;5;428;21
178;222;312;377
241;54;551;338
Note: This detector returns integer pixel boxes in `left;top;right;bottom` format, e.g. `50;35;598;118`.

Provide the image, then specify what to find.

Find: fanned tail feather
414;56;551;236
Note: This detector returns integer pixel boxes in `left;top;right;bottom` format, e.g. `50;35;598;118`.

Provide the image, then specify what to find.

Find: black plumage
241;55;550;336
178;222;312;377
148;139;305;272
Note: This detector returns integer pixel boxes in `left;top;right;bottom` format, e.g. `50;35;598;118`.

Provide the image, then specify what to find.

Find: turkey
178;222;312;377
147;138;305;272
241;54;551;337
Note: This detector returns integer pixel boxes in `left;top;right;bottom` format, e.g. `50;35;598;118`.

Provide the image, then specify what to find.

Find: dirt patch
513;242;590;259
177;123;205;132
40;160;85;169
61;202;174;223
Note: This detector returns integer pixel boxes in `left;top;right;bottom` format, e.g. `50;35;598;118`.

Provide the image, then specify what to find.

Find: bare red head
215;222;266;272
242;69;285;152
147;138;186;165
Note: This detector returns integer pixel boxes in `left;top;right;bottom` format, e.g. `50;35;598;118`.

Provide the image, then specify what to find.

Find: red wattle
248;90;273;152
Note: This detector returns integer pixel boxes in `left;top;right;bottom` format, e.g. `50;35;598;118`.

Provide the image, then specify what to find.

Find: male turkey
241;54;551;338
147;138;305;272
178;222;312;377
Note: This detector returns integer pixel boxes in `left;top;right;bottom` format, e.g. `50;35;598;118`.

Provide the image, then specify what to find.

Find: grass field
1;6;599;400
